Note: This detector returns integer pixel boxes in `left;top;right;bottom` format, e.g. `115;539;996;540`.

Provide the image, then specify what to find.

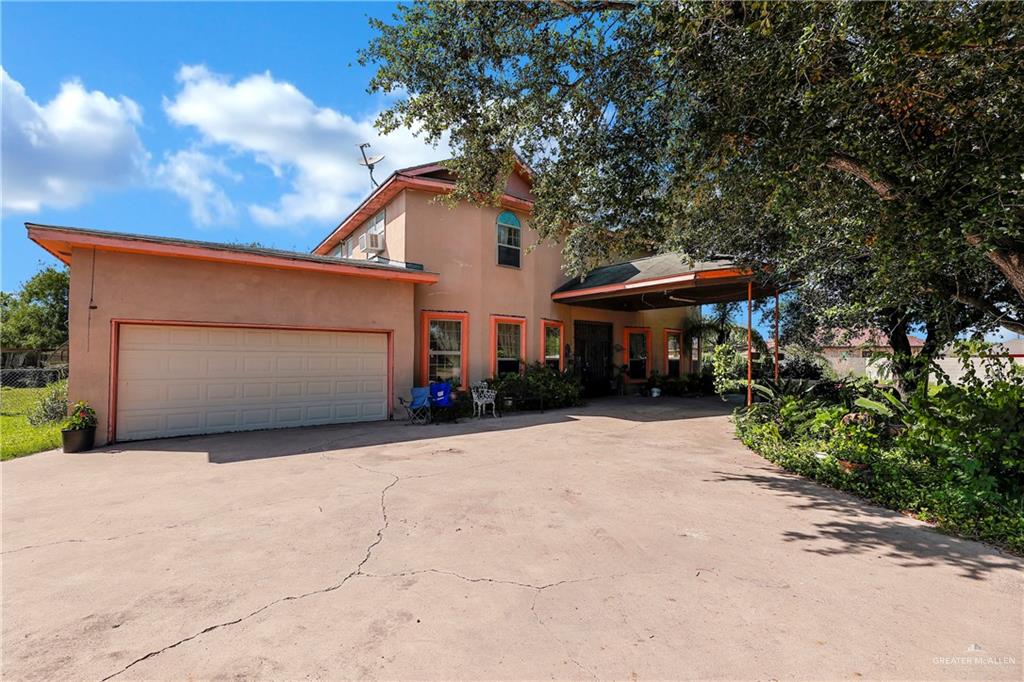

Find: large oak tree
364;1;1024;366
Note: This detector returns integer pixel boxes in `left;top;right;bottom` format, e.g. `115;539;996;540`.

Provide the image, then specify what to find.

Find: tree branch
825;152;900;201
551;0;638;14
951;290;1024;336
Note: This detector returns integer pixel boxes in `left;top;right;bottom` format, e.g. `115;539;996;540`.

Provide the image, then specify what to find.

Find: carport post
747;280;753;407
774;289;780;382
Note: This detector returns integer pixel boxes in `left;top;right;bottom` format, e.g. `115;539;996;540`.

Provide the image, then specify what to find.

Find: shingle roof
552;253;736;294
26;222;432;274
823;329;926;348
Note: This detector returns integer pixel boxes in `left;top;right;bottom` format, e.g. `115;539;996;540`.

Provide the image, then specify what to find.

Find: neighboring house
28;158;762;445
933;338;1024;384
820;330;925;378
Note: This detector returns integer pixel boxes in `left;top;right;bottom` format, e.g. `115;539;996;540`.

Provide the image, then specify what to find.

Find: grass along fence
1;366;69;460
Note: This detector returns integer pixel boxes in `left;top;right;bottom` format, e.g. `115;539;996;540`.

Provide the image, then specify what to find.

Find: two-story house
28;158;759;445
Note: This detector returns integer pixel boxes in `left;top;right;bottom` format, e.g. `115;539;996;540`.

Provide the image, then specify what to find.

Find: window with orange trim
491;315;526;376
623;326;652;381
541;320;564;371
664;329;683;378
420;312;469;388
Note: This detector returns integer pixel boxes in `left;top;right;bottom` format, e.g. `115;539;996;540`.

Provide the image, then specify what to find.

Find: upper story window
368;209;385;236
359;210;385;256
329;238;352;258
496;211;521;268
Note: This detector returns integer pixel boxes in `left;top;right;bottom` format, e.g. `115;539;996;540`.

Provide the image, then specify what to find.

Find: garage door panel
168;328;205;346
207;329;241;346
243;383;272;399
361;334;387;352
166;413;202;431
307;381;332;396
204;355;238;376
362;356;387;372
206;383;239;401
242;409;272;427
308;355;333;372
116;325;389;441
167;383;201;402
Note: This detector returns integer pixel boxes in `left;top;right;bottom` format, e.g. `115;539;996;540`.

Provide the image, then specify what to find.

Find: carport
552;254;782;404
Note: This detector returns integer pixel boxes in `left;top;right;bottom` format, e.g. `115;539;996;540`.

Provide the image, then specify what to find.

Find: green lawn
1;387;63;461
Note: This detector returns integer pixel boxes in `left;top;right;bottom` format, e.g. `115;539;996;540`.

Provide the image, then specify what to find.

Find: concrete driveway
3;397;1021;681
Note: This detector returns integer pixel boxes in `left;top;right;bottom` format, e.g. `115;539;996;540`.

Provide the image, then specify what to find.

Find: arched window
496;211;521;268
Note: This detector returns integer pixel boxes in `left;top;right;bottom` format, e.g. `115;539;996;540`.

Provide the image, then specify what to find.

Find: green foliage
64;401;97;431
1;387;64;460
1;266;70;350
364;0;1024;369
779;346;827;380
26;380;67;426
710;344;745;396
488;363;581;410
735;354;1024;554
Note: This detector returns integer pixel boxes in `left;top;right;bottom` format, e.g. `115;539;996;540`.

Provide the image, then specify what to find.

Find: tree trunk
977;239;1024;305
885;312;918;398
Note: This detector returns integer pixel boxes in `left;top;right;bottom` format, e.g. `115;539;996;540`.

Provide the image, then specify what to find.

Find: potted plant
62;401;97;453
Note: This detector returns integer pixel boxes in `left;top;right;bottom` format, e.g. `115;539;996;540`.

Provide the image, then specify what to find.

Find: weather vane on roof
357;143;385;189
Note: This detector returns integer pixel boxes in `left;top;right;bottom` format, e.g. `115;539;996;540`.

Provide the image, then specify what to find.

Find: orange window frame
540;319;565;371
664;328;684;376
490;315;527;376
623;326;653;383
420;311;470;389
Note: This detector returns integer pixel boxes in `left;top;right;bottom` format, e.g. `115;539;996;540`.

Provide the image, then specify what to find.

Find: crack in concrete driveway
3;398;1021;681
100;465;400;681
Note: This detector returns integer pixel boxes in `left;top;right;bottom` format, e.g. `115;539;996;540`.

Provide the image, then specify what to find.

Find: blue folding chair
399;386;431;425
429;381;457;423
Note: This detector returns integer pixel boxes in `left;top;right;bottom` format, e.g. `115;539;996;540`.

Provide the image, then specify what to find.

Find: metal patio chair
471;381;498;418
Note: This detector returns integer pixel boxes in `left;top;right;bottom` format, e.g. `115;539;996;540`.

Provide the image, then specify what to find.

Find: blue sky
2;2;448;290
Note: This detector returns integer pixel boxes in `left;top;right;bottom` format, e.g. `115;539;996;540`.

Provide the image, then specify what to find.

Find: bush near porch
733;353;1024;555
488;363;582;411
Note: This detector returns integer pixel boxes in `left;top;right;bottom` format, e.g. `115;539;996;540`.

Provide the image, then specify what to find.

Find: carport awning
551;254;772;310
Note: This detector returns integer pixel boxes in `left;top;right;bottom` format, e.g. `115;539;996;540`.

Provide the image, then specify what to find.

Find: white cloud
163;65;447;227
1;68;148;214
155;149;238;225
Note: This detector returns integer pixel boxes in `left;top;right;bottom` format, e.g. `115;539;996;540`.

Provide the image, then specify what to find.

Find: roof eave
26;224;440;285
311;175;534;256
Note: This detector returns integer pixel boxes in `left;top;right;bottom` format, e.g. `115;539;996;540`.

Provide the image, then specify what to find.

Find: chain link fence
1;366;69;416
1;364;68;388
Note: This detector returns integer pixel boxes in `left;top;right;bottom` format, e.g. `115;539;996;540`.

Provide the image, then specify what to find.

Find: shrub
734;354;1024;555
488;363;581;410
779;346;827;380
710;344;745;396
26;380;67;426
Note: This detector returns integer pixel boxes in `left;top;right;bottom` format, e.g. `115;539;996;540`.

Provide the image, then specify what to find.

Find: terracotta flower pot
837;458;868;474
62;427;95;453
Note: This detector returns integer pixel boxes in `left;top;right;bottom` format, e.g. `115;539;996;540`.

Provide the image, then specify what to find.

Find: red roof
311;157;534;256
823;329;926;348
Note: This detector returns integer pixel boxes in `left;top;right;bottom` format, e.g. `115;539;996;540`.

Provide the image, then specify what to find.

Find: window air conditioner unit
363;233;385;253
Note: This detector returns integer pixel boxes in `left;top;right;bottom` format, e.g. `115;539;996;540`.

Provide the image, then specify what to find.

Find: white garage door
115;324;388;441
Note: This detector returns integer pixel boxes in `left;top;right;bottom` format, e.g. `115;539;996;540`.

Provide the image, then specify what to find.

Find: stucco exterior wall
400;189;698;385
341;191;408;264
68;248;416;444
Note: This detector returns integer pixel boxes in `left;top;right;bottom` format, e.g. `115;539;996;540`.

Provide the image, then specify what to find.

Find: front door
573;321;613;397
